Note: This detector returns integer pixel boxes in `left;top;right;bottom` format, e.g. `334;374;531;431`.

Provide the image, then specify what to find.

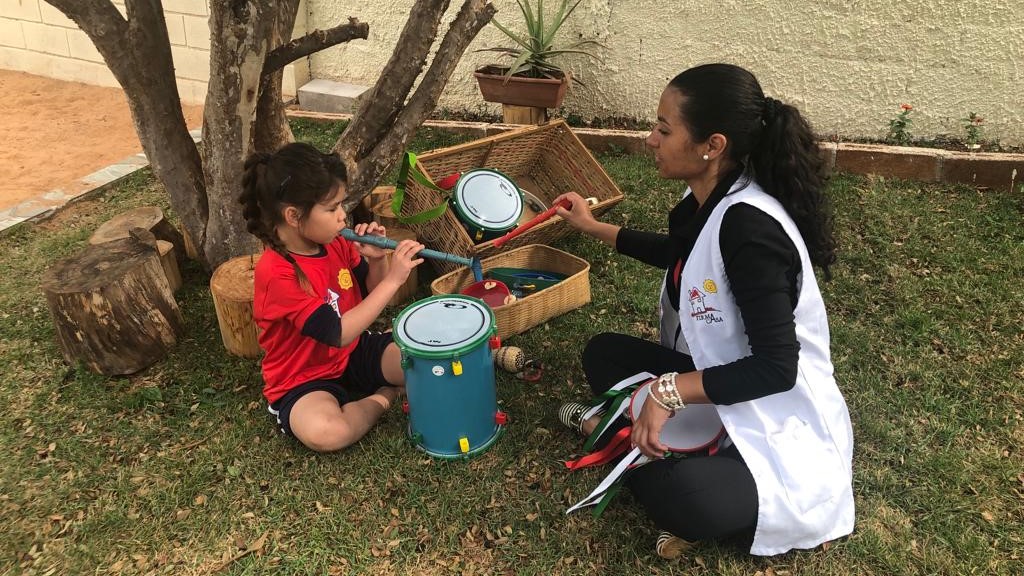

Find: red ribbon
564;427;632;470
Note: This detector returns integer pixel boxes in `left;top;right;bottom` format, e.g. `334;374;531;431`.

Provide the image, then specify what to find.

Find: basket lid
393;295;496;357
451;169;523;231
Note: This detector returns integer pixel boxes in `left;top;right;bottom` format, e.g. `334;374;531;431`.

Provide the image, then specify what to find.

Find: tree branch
345;0;496;201
262;18;369;77
337;0;451;163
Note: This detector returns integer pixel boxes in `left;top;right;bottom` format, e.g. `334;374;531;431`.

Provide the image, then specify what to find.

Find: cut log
210;254;262;358
40;229;184;376
156;240;182;293
89;206;186;262
385;227;419;307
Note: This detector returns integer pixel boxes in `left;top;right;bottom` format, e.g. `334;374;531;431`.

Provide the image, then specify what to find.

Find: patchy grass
1;123;1022;575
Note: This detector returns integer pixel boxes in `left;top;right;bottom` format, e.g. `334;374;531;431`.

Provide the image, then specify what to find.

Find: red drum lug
402;401;410;414
495;411;508;425
489;336;501;350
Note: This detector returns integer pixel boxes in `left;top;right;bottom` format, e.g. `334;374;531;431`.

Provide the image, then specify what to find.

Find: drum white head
393;295;495;356
628;383;725;453
453;169;523;231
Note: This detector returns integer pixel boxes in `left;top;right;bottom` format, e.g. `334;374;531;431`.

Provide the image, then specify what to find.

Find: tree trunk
40;228;184;376
47;0;208;264
45;0;492;270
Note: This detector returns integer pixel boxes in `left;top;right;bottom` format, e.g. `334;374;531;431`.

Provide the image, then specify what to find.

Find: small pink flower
900;103;913;111
973;116;984;124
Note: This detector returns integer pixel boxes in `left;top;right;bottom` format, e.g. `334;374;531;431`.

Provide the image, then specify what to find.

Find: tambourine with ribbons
564;372;726;516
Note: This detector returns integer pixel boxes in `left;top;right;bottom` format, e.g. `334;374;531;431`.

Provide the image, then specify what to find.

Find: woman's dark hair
238;142;347;292
669;63;837;279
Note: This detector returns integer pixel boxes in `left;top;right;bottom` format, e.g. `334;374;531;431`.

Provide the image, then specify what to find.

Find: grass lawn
1;119;1022;575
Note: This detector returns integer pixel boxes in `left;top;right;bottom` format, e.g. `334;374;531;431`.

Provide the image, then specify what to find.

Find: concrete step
296;79;370;114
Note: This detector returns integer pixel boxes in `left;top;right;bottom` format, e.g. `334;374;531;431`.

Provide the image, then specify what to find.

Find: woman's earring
702;154;710;161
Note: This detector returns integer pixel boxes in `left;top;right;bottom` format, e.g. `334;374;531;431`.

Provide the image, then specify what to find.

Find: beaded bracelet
647;380;675;413
655;371;686;411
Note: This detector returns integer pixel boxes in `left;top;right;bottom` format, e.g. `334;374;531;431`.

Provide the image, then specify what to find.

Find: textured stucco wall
308;0;1024;145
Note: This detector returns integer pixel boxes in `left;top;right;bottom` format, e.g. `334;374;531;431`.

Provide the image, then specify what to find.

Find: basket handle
391;152;458;225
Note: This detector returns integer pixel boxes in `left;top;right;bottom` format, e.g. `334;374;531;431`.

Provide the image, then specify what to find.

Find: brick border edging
289;110;1024;193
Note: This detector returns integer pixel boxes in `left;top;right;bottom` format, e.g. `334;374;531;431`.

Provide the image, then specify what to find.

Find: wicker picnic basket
400;120;623;274
430;244;590;340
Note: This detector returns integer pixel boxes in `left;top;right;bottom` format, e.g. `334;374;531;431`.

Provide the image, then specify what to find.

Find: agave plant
477;0;603;85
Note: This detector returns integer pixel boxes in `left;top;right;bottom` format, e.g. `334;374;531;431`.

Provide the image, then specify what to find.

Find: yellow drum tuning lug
452;359;463;376
459;437;470;454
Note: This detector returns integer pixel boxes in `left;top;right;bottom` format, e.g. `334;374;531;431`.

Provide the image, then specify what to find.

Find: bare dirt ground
0;70;204;211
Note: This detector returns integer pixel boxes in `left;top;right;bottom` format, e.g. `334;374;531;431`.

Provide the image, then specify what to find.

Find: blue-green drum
450;169;524;243
393;295;506;458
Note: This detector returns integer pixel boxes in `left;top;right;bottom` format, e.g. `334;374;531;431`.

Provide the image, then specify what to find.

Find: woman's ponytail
750;98;836;279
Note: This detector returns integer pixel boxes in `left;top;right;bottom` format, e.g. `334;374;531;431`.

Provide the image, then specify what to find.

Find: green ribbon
391;152;451;225
582;383;640;453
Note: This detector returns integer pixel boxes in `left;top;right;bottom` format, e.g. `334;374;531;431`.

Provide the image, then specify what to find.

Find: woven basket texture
430;244;591;340
401;120;624;274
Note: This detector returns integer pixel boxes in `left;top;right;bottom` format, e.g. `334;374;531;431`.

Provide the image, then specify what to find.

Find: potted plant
474;0;603;109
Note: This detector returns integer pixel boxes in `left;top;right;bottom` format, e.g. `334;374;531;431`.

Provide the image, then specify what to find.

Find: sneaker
655;531;695;560
557;401;592;435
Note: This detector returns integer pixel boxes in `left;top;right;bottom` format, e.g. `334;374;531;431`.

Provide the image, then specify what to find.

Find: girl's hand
553;191;598;232
385;239;424;285
631;385;671;459
351;222;388;259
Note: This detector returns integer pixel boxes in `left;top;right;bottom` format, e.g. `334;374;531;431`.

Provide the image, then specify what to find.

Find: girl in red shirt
239;142;424;452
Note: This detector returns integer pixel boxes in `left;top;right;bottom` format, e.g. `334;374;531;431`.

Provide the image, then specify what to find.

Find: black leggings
582;332;759;542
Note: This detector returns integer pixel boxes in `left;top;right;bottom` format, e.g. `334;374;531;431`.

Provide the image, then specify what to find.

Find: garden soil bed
0;70;203;211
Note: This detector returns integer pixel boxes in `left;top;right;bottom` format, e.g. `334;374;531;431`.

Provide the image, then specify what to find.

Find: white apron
658;182;854;555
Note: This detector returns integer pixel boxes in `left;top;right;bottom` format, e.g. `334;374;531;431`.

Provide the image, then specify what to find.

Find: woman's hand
553;191;598;232
631;385;672;459
385;239;424;285
351;221;388;259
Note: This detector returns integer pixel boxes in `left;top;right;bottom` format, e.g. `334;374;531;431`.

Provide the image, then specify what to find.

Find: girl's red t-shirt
253;237;364;404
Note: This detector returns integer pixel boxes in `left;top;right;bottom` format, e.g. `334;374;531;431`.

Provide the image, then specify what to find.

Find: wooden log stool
40;228;184;376
385;227;419;306
90;206;185;254
156;240;182;293
210;254;262;358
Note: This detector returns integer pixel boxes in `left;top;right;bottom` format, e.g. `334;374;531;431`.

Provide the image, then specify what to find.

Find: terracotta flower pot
473;65;570;109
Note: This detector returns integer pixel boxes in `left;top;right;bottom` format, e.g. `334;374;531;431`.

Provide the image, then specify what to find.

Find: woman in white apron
554;63;854;558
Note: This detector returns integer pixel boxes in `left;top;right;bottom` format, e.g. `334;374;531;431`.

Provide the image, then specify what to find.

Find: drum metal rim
392;294;497;359
450;168;524;231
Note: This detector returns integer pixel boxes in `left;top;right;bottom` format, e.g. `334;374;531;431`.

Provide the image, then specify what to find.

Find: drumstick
492;199;572;248
492;196;598;248
340;229;474;269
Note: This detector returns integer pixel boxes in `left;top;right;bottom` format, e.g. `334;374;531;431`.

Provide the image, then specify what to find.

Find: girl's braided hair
238;142;348;293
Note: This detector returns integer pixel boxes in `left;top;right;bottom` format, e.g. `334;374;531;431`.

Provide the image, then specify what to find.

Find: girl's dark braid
239;152;314;292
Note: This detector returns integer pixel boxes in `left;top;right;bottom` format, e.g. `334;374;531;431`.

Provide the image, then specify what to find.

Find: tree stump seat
210;254;262;358
40;229;184;376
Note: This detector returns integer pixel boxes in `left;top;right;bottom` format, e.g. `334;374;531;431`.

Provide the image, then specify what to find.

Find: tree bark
47;0;208;264
201;0;277;268
254;0;302;154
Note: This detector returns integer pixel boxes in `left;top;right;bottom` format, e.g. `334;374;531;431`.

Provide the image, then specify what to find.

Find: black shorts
267;331;394;438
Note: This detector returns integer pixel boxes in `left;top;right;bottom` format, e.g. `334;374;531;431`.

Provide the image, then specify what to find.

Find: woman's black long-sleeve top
615;171;803;405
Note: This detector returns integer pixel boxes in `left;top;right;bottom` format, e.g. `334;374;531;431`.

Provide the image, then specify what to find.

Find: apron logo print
688;285;724;325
